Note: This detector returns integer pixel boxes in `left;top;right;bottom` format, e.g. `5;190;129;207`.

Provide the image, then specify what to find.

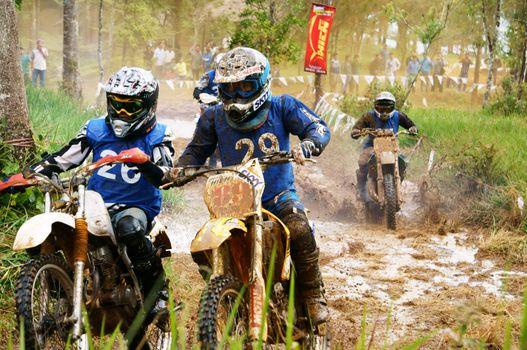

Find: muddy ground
156;88;526;348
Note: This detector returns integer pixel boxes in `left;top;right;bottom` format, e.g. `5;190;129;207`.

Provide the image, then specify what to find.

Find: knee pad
280;211;316;253
115;215;154;261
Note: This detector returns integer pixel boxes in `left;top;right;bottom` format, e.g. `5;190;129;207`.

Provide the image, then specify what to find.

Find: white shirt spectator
386;57;401;77
165;49;175;65
153;47;167;67
31;47;48;70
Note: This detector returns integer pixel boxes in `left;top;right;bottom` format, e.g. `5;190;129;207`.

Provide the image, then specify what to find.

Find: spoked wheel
15;254;74;350
383;172;397;230
198;276;248;350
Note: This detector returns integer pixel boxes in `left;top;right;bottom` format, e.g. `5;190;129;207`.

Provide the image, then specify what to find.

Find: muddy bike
163;152;330;349
356;128;415;230
1;148;174;350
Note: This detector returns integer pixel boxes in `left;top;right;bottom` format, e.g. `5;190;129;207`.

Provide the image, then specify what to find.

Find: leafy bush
488;76;527;116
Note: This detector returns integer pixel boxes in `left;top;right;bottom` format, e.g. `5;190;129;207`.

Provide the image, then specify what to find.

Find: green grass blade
382;305;392;350
257;243;277;349
503;319;512;350
520;286;527;350
168;284;179;350
286;269;296;350
356;305;367;350
399;334;433;350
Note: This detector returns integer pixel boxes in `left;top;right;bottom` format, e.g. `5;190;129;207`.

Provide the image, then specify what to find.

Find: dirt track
156;90;525;348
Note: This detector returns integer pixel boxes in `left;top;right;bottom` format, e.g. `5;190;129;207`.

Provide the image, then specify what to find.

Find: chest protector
86;118;165;221
364;110;400;148
213;97;295;203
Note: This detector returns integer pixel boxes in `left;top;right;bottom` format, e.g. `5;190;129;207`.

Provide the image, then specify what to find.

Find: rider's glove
408;126;418;134
351;129;361;139
292;140;319;165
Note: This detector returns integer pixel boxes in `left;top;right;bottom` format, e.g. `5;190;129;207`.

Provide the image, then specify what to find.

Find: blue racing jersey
177;94;331;203
86;118;167;220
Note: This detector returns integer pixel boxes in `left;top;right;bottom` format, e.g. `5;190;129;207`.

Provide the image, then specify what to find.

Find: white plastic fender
85;190;114;238
380;151;396;164
13;212;76;250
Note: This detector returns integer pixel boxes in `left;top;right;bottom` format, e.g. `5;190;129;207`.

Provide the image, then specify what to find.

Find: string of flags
314;93;356;135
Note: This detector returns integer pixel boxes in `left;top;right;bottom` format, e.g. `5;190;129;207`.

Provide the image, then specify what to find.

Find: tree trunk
32;0;40;41
398;20;408;65
107;0;115;72
63;0;83;100
96;0;105;107
0;0;35;161
482;0;501;107
471;44;482;103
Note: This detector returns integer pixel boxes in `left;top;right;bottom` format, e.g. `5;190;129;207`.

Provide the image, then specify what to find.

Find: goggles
219;80;259;99
374;102;395;114
108;95;145;120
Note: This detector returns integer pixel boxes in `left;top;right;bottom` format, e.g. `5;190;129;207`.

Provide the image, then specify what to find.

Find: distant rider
175;47;331;325
351;91;417;202
29;67;175;347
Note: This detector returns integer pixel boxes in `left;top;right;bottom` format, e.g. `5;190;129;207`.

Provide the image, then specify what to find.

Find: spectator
174;58;188;80
380;44;390;67
190;44;202;81
152;40;167;79
492;56;502;85
202;41;216;71
459;53;472;92
351;54;361;95
31;38;48;88
385;52;401;77
143;42;154;70
406;54;419;92
165;46;175;72
432;54;447;93
369;54;383;76
419;54;432;92
329;53;340;92
341;55;352;95
19;47;31;84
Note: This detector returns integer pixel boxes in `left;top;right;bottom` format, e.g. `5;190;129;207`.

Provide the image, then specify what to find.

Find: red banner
304;3;336;75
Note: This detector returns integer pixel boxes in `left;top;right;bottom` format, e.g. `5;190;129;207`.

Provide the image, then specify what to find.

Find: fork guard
191;217;248;253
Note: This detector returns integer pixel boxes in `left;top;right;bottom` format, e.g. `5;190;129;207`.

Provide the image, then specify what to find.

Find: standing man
386;53;401;78
152;40;167;79
31;39;48;88
19;47;31;84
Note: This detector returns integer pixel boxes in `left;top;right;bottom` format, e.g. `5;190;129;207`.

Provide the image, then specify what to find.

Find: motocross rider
173;47;331;325
29;67;175;344
351;91;418;202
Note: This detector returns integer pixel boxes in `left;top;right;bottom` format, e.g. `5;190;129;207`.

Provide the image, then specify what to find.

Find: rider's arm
136;126;176;187
177;108;218;167
350;112;374;138
282;95;330;156
192;71;211;100
31;122;92;177
398;112;417;130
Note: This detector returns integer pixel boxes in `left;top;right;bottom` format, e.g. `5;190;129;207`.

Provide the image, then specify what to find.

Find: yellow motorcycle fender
262;209;292;281
380;151;396;164
13;213;76;251
190;217;247;253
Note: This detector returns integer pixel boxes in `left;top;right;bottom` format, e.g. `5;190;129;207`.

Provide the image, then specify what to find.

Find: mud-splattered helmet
215;47;272;131
374;91;396;121
105;67;159;138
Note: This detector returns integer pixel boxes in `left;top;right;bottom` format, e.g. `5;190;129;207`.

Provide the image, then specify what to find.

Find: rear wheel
15;254;74;350
303;326;331;350
383;172;397;230
198;276;248;350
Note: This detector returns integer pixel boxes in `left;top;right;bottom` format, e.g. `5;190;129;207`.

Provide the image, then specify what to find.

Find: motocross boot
356;168;372;203
294;247;329;325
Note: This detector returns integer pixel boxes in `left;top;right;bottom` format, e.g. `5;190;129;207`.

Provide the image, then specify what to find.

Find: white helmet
214;47;272;131
374;91;396;121
105;67;159;138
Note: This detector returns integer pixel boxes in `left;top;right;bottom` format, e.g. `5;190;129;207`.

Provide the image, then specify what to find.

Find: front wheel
15;254;74;350
198;276;248;350
383;172;397;230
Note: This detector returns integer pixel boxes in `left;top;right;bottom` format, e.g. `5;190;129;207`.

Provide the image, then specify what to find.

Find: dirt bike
357;128;414;230
163;152;330;349
0;148;174;350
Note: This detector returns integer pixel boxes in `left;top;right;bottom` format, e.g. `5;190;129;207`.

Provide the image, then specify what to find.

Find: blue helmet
214;47;272;131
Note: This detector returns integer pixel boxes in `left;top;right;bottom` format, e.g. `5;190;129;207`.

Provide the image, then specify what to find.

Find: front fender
13;213;75;251
190;218;247;253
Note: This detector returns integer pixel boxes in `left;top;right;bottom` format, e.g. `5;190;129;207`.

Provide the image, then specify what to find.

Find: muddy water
158;95;525;347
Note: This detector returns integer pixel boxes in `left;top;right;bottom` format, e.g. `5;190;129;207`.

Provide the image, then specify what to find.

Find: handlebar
353;128;418;138
161;151;303;189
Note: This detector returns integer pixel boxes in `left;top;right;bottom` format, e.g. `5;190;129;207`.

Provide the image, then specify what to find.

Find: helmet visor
219;80;259;99
108;95;145;120
374;102;395;115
